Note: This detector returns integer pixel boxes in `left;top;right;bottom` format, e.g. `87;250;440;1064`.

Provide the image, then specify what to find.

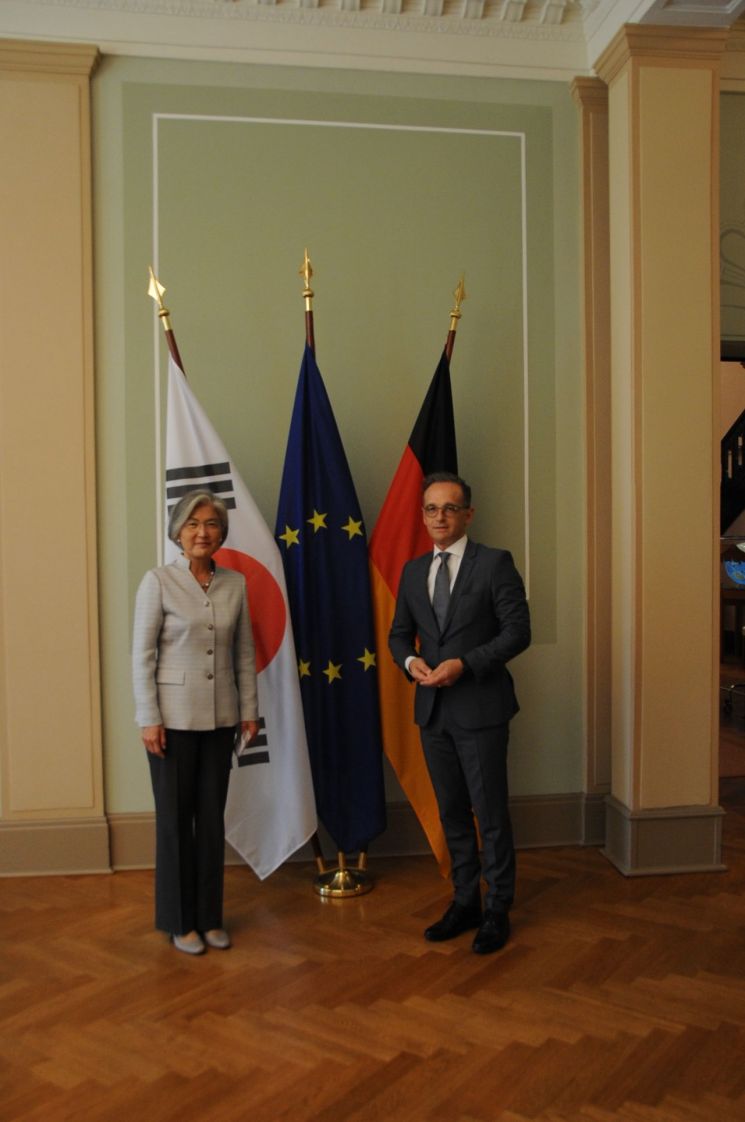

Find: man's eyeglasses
422;504;468;518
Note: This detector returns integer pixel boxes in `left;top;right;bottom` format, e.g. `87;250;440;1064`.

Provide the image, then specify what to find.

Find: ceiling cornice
0;0;743;80
0;0;596;79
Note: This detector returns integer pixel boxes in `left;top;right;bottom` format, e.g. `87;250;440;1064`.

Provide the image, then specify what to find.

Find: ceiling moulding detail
639;0;745;27
595;24;729;83
725;15;745;48
11;0;596;40
722;17;745;83
570;73;607;107
0;37;100;73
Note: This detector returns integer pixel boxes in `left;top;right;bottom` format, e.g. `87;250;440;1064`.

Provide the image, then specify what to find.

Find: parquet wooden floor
2;784;745;1122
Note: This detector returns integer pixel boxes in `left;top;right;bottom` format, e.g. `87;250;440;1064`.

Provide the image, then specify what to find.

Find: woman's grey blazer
132;554;259;730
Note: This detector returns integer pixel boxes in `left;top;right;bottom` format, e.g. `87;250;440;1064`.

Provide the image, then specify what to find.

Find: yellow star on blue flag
342;516;363;540
278;525;300;548
322;660;342;683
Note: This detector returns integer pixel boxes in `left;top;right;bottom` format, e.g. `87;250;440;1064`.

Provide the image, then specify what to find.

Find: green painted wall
93;57;583;815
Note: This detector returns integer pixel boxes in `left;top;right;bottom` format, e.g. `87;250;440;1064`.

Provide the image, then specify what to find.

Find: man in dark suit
389;472;530;953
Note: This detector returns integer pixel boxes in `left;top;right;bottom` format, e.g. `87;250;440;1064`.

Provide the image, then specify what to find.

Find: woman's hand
241;719;260;745
142;724;166;757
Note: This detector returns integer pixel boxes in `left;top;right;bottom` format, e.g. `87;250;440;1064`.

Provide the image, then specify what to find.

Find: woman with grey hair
132;489;259;955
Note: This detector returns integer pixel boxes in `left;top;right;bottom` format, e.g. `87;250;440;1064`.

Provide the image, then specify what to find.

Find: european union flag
276;344;386;854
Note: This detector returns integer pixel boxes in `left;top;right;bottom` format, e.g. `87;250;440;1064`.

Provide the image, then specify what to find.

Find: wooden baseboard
511;790;607;848
106;813;157;870
6;793;693;878
603;795;726;875
107;792;607;874
0;817;111;876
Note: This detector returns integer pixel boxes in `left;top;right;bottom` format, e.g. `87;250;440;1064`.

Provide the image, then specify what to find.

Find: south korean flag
165;355;316;879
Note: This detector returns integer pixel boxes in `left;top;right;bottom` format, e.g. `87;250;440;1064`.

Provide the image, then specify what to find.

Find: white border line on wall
152;113;530;589
152;114;164;562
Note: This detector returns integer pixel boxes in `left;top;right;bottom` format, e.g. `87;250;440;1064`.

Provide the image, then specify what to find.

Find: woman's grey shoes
204;928;231;949
171;929;231;953
172;932;206;955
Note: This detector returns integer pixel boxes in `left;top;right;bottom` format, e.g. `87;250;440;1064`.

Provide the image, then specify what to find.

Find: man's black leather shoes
472;909;510;954
424;901;482;942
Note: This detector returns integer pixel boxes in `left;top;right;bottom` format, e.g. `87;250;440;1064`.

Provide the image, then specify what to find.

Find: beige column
571;77;612;845
0;40;109;873
595;27;725;874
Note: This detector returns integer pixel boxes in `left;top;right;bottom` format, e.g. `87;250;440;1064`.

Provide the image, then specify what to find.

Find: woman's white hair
167;490;229;545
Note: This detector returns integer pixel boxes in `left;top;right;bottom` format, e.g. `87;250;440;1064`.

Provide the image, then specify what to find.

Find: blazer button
207;624;214;631
207;649;214;655
207;672;214;680
203;600;210;607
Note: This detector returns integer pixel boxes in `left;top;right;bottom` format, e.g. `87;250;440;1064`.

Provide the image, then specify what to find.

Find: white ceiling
2;0;745;78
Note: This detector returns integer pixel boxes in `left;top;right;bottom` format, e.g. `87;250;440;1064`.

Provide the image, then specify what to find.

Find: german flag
368;349;457;872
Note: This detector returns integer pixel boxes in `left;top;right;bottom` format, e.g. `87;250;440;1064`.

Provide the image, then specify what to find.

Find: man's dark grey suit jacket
388;539;531;729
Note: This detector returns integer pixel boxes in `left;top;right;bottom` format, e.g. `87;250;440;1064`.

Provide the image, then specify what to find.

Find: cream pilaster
0;40;109;873
571;78;612;829
595;27;725;874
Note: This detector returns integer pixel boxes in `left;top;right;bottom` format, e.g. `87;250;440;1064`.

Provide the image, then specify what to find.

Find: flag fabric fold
368;349;458;873
165;354;317;879
276;343;386;854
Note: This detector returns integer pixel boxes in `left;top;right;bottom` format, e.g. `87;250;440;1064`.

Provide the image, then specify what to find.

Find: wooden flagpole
295;251;330;878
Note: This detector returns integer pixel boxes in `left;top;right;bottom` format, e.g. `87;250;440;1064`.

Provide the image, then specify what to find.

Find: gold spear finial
449;274;467;332
299;248;314;315
147;266;174;333
299;248;314;304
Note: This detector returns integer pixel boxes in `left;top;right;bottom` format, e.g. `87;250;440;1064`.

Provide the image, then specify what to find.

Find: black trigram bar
165;463;236;510
167;478;235;500
237;751;269;768
166;462;230;481
236;717;269;768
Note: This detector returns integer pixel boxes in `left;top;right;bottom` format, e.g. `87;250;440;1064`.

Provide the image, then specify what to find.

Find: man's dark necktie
433;551;451;630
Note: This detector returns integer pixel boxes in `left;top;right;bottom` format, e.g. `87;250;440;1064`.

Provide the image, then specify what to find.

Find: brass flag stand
315;849;372;898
